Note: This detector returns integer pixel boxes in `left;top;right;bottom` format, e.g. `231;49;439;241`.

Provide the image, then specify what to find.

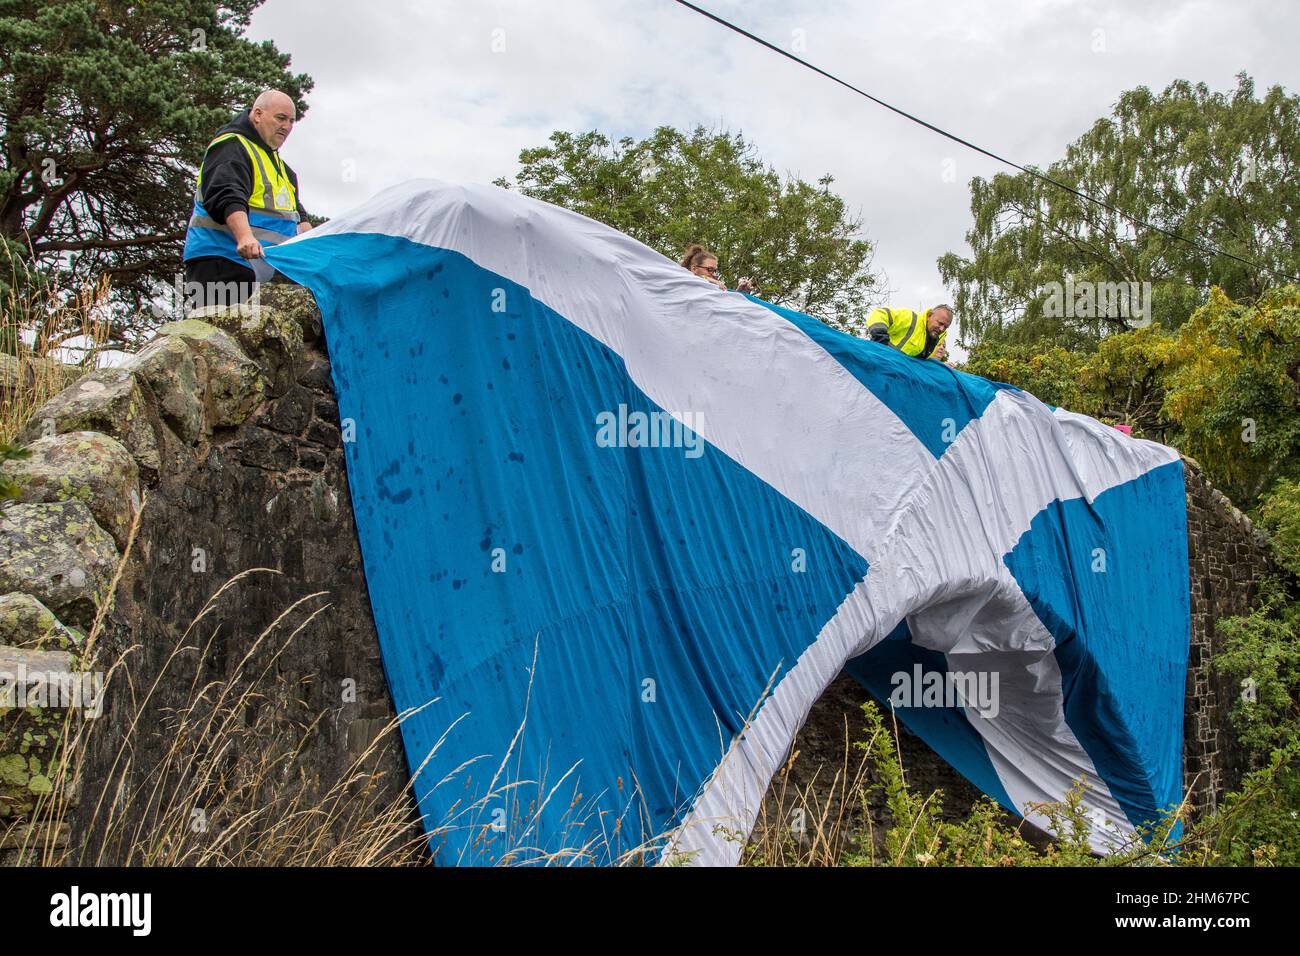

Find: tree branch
30;231;185;253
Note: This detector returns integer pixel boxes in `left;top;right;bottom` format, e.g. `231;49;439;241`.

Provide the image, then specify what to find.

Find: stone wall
0;287;1282;863
1182;456;1278;815
1;286;413;864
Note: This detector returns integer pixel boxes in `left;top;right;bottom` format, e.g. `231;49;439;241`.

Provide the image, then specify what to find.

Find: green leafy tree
1258;479;1300;579
497;126;879;331
1162;286;1300;508
958;340;1095;413
0;0;312;313
1077;324;1190;443
1215;579;1300;762
940;74;1300;347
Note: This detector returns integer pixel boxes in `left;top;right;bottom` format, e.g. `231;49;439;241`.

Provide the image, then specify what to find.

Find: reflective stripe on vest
183;198;298;265
188;213;295;245
897;311;922;354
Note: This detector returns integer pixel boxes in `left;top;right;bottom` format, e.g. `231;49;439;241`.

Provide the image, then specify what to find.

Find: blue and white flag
266;180;1190;865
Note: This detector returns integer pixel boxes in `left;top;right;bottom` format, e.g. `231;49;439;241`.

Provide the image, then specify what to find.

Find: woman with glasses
680;244;759;295
680;243;727;289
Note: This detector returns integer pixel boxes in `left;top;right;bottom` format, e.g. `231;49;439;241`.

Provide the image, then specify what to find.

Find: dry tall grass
1;243;110;444
11;500;433;866
742;722;878;866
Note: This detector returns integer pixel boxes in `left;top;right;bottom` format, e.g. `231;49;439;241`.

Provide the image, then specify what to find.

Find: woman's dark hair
680;243;716;271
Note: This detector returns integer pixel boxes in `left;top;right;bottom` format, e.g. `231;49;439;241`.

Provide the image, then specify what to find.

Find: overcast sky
245;0;1300;354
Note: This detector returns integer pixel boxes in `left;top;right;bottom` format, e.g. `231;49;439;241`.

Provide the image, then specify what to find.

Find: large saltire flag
265;180;1190;866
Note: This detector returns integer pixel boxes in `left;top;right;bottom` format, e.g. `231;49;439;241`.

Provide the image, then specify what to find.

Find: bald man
182;90;312;308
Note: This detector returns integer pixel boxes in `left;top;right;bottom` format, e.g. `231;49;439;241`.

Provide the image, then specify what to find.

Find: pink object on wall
1114;424;1133;435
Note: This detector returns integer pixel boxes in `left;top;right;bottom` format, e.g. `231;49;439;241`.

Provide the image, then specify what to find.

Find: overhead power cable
671;0;1300;286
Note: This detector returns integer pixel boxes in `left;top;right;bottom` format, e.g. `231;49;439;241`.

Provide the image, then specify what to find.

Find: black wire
671;0;1300;286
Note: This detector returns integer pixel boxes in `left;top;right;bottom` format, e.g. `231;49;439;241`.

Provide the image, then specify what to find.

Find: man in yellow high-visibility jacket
866;305;953;361
182;89;312;308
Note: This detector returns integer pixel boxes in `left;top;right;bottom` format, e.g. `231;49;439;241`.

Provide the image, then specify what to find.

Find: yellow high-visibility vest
866;307;948;359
